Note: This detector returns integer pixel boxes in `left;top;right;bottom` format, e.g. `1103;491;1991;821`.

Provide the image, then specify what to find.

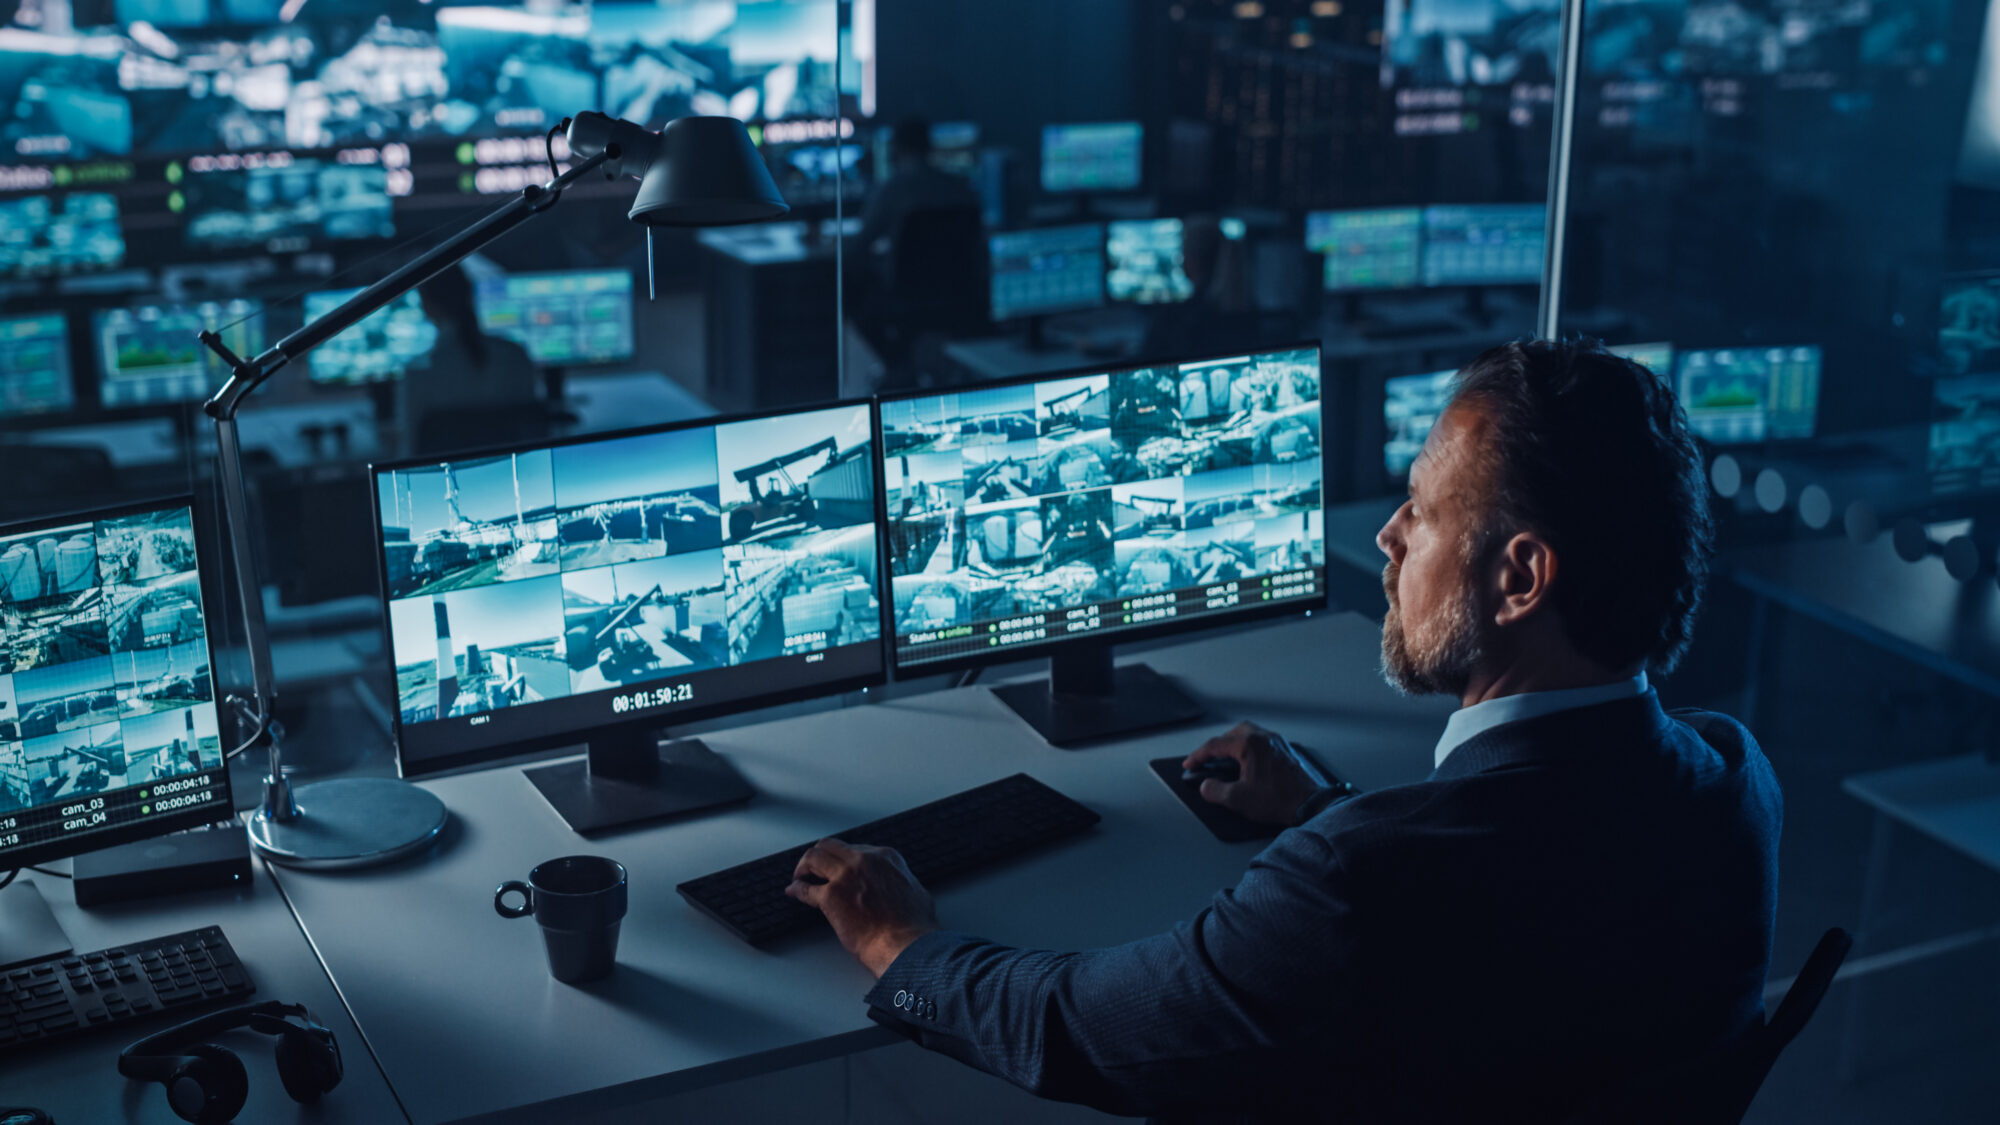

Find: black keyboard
679;773;1100;945
0;926;254;1051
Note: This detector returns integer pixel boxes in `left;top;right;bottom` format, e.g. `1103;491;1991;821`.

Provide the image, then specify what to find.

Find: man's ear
1489;531;1557;628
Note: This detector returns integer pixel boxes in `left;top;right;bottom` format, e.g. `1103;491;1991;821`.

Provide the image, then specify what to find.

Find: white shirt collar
1434;672;1650;770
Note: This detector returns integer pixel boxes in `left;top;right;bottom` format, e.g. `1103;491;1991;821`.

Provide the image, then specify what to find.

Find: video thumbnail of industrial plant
381;404;879;727
882;348;1323;630
0;506;222;814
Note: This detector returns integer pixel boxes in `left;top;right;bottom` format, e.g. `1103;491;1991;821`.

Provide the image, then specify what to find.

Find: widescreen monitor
1420;204;1546;287
182;160;394;251
1677;345;1822;444
0;2;863;159
0;194;124;279
0;499;232;879
0;313;75;419
1041;122;1143;194
988;224;1106;322
94;300;265;410
1928;375;2000;496
1382;367;1457;478
305;289;438;386
1106;219;1195;305
879;345;1326;743
373;401;884;822
1306;208;1424;291
474;270;635;367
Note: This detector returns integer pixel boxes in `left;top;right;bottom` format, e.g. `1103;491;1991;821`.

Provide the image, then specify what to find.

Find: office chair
1562;926;1853;1125
873;205;988;389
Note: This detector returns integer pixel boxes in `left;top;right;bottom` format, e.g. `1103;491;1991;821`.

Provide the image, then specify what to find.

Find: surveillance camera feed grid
1929;374;2000;496
1383;368;1459;478
0;193;125;279
1107;219;1195;306
379;403;880;730
1677;345;1821;445
0;1;857;161
475;270;635;366
884;347;1325;667
0;504;226;857
304;288;439;385
0;312;76;419
1306;209;1423;292
183;160;395;250
95;300;265;408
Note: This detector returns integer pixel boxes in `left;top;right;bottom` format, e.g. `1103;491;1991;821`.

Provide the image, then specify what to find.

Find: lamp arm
191;145;613;764
198;145;614;421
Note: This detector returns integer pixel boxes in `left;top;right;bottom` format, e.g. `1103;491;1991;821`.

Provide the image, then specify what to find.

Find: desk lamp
198;113;787;868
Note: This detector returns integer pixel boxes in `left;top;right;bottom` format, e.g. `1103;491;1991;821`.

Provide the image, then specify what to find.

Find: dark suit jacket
866;693;1782;1123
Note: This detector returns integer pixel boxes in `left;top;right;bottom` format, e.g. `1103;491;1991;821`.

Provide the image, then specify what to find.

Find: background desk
1723;534;2000;725
0;860;407;1123
265;610;1446;1124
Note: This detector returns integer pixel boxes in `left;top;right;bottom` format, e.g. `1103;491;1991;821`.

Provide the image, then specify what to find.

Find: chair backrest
888;206;988;323
413;403;554;459
1560;926;1853;1125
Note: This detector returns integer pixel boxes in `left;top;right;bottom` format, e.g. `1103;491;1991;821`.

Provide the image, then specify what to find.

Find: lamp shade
629;116;789;227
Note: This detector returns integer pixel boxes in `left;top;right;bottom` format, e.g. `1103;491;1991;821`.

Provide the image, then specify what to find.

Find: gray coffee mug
495;855;627;984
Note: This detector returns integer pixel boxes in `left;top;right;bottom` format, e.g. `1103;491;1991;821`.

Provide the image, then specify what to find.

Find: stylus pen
1267;731;1334;791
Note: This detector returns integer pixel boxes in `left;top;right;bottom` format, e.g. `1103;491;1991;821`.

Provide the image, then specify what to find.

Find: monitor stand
990;645;1204;748
523;723;755;836
0;880;74;970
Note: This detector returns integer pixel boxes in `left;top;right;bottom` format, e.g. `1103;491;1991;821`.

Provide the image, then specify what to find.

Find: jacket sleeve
862;822;1362;1117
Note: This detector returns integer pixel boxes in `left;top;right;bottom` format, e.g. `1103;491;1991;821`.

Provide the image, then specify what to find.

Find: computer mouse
1182;758;1240;784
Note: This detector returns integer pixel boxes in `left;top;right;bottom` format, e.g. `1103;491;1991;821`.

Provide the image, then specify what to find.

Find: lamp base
248;777;447;870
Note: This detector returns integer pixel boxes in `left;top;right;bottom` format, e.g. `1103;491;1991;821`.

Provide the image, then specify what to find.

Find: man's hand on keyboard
1184;721;1325;827
786;837;939;977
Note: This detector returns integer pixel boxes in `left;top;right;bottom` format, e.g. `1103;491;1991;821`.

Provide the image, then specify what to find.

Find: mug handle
495;880;534;919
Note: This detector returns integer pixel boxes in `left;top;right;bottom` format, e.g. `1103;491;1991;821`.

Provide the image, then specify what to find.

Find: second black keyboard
679;773;1100;945
0;925;254;1052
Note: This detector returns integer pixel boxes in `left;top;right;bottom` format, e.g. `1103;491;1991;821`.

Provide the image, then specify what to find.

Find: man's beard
1379;559;1486;698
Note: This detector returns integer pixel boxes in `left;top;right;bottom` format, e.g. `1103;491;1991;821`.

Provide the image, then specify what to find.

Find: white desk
265;610;1447;1124
0;860;407;1123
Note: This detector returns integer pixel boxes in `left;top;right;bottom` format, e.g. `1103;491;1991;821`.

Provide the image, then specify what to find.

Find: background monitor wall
305;289;438;386
474;269;635;367
1677;345;1822;445
0;313;76;420
988;224;1107;322
1106;218;1194;305
1041;122;1144;194
94;300;266;409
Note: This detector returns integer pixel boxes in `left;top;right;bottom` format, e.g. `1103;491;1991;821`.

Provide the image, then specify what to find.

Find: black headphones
117;1001;342;1124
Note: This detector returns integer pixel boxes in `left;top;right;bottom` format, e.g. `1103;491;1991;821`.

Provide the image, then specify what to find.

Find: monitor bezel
872;341;1332;682
370;398;890;779
0;493;237;869
986;222;1109;324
